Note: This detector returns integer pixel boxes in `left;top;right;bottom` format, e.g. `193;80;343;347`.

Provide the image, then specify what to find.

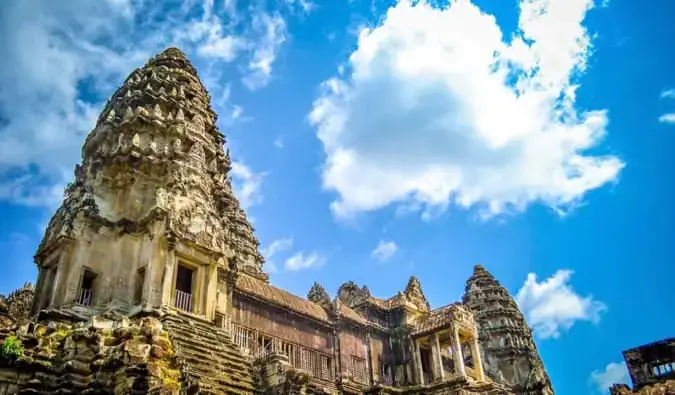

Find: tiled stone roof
235;274;330;323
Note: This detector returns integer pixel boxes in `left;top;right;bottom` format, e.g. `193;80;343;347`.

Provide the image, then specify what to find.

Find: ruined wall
370;331;394;383
232;295;333;353
0;316;181;394
41;226;167;310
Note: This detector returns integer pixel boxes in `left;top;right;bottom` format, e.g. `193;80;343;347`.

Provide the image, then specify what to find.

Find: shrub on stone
0;336;24;361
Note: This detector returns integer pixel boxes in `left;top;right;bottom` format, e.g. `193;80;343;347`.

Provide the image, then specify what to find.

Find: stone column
452;327;466;377
412;339;424;385
470;337;485;381
430;333;445;382
160;246;177;308
366;332;374;386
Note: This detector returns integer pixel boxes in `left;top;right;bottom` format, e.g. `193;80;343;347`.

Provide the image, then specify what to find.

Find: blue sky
1;0;674;393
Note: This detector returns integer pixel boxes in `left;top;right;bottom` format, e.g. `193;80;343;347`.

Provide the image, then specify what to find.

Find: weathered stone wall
232;295;333;353
611;381;675;395
339;326;369;378
0;316;181;394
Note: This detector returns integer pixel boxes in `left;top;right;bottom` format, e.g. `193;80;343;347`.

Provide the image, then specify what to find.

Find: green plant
0;336;24;361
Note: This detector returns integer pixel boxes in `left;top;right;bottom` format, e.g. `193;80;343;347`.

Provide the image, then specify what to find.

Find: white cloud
516;270;607;339
659;113;675;124
310;0;624;220
0;0;294;208
274;136;284;148
284;251;326;271
242;12;287;90
371;240;398;261
590;362;630;394
230;161;267;209
261;237;294;272
661;89;675;99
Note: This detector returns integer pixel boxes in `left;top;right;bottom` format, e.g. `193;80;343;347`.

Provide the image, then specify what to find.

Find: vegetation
0;336;24;361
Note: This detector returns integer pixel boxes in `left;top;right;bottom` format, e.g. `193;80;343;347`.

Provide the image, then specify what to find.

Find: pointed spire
160;47;188;60
175;108;184;121
170;86;177;97
125;89;132;98
178;86;186;98
105;109;116;123
123;107;133;121
308;282;331;306
153;104;162;119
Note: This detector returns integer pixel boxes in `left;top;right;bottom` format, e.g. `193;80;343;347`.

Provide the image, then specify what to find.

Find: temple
609;338;675;394
0;48;553;395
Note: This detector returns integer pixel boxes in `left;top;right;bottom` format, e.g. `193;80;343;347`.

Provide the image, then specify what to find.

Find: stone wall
0;316;181;394
231;295;333;354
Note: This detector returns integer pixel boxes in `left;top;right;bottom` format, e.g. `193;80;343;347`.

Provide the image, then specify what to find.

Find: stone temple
0;48;554;395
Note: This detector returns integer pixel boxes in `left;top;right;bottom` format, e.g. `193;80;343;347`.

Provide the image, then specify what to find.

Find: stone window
174;265;193;312
135;267;146;305
77;269;96;306
350;355;368;384
39;266;58;310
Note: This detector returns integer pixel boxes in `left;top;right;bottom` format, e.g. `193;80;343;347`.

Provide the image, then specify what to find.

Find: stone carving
36;46;265;278
0;283;34;328
462;265;553;395
402;275;431;312
307;282;331;306
337;281;372;307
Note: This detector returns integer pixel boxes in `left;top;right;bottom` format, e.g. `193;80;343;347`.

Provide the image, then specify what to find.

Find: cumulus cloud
589;362;630;394
516;270;607;339
284;251;326;271
0;0;295;208
372;240;399;261
230;161;268;209
310;0;624;220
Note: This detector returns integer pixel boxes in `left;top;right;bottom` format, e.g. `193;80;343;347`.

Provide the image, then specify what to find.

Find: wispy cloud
261;237;294;272
284;251;326;271
661;88;675;99
230;161;268;209
658;113;675;124
516;270;607;339
0;0;299;208
371;240;398;262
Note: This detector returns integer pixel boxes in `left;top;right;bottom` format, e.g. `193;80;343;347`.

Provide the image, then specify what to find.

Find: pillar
452;327;466;377
366;332;374;386
471;338;485;381
412;339;424;385
430;333;445;381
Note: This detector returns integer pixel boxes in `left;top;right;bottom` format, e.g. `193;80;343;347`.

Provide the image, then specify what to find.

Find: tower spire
34;46;267;317
462;265;553;394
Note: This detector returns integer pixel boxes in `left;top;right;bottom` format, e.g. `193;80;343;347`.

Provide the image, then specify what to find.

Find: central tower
31;48;266;320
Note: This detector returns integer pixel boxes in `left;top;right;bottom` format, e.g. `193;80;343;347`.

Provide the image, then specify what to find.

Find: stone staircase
161;312;256;395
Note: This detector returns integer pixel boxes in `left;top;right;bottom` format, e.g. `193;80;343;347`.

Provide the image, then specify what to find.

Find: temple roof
235;274;330;323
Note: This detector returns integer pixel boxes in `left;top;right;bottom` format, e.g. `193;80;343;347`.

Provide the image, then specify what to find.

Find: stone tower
462;265;553;395
31;47;266;319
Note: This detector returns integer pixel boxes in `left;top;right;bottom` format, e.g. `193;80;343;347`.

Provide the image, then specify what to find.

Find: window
350;356;368;384
174;265;193;312
40;266;57;310
135;267;146;305
77;269;96;306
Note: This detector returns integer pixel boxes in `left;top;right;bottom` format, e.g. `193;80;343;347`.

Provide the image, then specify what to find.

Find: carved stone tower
462;265;553;395
31;47;266;319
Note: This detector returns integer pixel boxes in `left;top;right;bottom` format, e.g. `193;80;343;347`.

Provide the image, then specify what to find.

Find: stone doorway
174;265;194;312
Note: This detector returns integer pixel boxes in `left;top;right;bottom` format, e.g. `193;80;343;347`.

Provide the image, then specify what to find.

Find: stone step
169;330;250;362
160;314;256;394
